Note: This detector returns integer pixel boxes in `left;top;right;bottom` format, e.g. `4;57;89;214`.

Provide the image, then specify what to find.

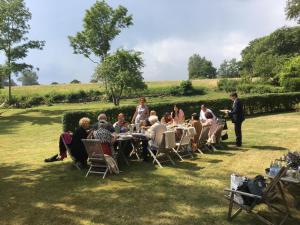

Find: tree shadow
250;145;289;151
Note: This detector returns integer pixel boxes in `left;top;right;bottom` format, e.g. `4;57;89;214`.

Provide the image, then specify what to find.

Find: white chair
173;129;194;159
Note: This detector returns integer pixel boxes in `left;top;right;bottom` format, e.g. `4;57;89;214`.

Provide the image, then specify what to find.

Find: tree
70;79;81;84
279;55;300;91
94;49;146;106
0;0;45;103
51;82;59;85
17;69;39;86
217;58;241;78
68;1;133;64
188;54;216;79
286;0;300;23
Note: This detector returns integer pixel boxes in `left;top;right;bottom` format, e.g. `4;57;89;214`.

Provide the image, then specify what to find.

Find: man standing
227;93;244;147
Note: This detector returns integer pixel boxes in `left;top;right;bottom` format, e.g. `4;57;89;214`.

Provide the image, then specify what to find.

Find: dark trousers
234;122;242;146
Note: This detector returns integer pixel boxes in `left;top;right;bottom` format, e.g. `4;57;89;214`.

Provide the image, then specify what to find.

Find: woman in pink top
171;105;185;124
201;111;218;138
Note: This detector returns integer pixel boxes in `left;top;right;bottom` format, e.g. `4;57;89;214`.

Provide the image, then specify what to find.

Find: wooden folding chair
81;139;110;179
225;167;290;225
172;129;194;159
148;131;176;168
197;125;210;153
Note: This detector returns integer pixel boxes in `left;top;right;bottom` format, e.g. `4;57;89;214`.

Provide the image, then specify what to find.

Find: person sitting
113;113;129;133
171;105;185;124
146;115;167;155
199;104;215;122
201;112;218;143
93;126;114;156
161;112;173;125
190;113;202;150
144;110;156;127
93;113;115;133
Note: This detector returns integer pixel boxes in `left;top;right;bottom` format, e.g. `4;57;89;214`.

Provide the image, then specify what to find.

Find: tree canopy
217;58;240;78
0;0;45;103
17;69;39;86
94;49;146;106
188;54;216;79
68;0;133;64
286;0;300;23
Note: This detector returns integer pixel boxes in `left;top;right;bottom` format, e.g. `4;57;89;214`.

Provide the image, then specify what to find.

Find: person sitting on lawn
199;104;215;122
161;112;173;125
190;113;202;150
93;113;115;133
171;105;185;124
93;126;114;156
201;112;218;143
44;117;91;167
113;113;129;133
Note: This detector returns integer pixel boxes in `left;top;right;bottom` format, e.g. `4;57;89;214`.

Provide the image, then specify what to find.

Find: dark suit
228;98;245;146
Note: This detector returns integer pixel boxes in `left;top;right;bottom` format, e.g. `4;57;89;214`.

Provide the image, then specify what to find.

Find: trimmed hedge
62;92;300;132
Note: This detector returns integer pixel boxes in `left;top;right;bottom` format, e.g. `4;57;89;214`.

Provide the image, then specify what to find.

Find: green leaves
286;0;300;23
188;54;217;79
69;0;133;62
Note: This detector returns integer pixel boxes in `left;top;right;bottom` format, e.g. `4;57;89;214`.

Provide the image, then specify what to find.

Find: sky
16;0;295;84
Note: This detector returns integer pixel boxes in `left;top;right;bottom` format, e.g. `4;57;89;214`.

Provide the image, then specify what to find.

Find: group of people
45;93;245;169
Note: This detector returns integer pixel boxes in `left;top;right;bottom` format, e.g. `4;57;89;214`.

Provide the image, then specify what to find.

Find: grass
0;107;300;225
0;79;219;98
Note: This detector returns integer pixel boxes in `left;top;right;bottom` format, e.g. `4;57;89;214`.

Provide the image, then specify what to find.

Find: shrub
281;78;300;92
237;83;284;94
46;93;66;103
280;56;300;91
26;96;45;106
70;79;81;84
217;79;240;92
62;92;300;132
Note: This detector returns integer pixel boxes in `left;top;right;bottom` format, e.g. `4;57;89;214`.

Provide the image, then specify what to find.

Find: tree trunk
112;96;120;106
8;73;12;104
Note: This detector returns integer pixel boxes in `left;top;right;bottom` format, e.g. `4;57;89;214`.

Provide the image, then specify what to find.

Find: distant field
0;79;219;97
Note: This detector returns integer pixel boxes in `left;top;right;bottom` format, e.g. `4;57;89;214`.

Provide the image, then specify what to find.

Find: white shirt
200;108;216;121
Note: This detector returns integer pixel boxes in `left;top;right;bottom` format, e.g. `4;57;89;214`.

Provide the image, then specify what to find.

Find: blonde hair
79;117;90;129
150;110;156;116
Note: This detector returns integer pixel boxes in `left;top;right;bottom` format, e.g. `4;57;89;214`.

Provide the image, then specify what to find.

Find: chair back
213;124;224;144
179;130;192;146
60;133;75;161
81;139;105;161
187;127;196;138
198;125;210;144
263;167;288;198
164;131;176;149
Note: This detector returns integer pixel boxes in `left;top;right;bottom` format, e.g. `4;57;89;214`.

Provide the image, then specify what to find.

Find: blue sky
20;0;294;84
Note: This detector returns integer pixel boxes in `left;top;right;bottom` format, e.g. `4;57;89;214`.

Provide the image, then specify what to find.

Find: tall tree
217;58;241;78
0;0;45;103
94;49;146;106
69;1;133;64
17;69;39;86
286;0;300;23
188;54;216;79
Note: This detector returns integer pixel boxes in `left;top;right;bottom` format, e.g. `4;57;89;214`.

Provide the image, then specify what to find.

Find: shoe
44;154;59;163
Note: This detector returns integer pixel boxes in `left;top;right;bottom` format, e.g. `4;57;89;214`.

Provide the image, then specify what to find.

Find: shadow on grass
250;145;289;151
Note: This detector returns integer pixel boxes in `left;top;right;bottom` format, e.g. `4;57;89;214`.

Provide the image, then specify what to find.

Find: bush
280;56;300;91
26;96;45;106
281;78;300;92
62;92;300;132
237;83;284;94
70;79;81;84
217;79;240;92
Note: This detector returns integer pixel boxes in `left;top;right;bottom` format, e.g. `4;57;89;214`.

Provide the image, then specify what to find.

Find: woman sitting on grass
45;117;91;169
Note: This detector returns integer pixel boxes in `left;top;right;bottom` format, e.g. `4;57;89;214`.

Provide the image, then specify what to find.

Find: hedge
62;92;300;132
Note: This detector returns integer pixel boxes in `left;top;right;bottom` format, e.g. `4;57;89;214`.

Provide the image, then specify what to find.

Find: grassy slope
0;79;219;97
0;108;299;225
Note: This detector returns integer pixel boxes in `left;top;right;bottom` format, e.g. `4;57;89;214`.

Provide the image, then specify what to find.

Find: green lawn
0;109;300;225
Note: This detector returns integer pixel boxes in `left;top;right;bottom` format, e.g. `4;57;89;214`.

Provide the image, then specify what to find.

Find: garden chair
207;124;224;152
60;133;80;170
224;167;290;225
148;131;176;168
173;129;194;159
197;125;211;153
82;139;110;179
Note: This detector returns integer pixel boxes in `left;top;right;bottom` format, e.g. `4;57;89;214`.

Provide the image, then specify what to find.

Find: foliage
68;0;133;63
188;54;217;79
279;55;300;92
63;92;300;132
241;26;300;78
236;83;284;94
217;79;240;93
94;49;146;106
217;58;241;78
51;82;59;85
286;0;300;23
70;79;81;84
0;0;45;103
169;80;205;96
17;69;39;86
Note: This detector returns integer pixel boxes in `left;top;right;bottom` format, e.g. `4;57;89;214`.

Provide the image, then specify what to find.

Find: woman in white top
201;111;218;141
131;97;150;124
199;104;215;122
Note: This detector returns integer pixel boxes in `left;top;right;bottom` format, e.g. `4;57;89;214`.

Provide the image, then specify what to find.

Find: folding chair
148;131;176;168
207;124;224;152
197;125;210;153
225;167;290;225
81;139;110;179
60;133;81;170
173;129;194;159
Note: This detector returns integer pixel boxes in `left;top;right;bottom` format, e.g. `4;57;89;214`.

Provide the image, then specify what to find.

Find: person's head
97;113;107;122
148;115;158;125
201;104;207;112
230;92;238;101
150;110;156;116
191;113;199;121
205;111;213;119
173;105;179;112
139;97;146;106
79;117;90;129
117;113;125;122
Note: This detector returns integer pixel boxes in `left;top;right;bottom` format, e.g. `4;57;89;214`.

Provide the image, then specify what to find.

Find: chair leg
85;165;92;178
148;148;163;168
102;167;109;179
166;153;176;166
197;148;204;154
172;148;184;161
